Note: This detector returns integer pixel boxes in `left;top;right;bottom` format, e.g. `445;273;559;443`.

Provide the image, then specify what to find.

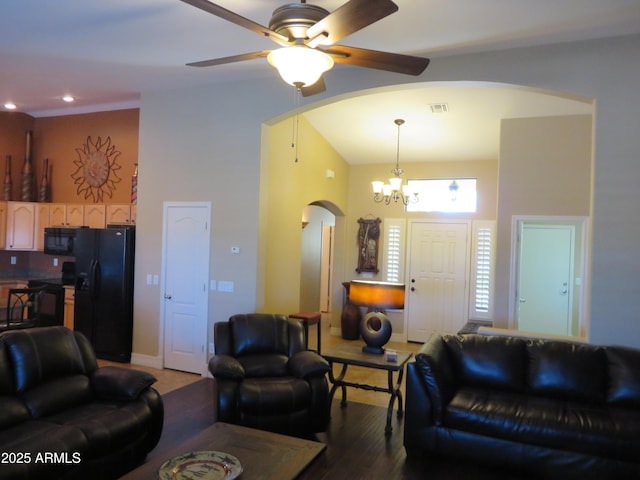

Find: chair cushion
230;314;289;356
239;377;311;415
240;354;289;377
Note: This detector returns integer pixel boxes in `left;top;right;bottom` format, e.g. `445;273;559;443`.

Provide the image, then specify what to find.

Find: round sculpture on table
360;310;392;355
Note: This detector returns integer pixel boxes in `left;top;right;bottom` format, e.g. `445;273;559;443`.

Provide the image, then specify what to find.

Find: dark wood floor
145;378;528;480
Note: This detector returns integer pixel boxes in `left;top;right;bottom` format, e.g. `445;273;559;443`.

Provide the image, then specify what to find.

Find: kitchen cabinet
64;285;75;330
34;203;50;250
106;204;135;225
83;204;106;228
49;203;85;227
6;202;36;250
0;202;6;250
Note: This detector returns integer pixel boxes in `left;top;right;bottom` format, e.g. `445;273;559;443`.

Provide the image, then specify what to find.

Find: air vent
429;103;449;114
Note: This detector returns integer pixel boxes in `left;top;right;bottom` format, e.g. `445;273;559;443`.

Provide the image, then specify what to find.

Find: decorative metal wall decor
356;217;381;273
71;136;122;203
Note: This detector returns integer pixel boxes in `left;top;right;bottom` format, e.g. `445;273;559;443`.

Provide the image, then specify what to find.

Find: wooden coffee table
120;422;326;479
323;345;413;436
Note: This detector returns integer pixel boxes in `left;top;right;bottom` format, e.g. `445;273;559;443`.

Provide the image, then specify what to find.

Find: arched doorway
300;204;335;312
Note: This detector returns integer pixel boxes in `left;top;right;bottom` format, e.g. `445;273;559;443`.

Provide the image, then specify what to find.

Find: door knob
164;293;172;299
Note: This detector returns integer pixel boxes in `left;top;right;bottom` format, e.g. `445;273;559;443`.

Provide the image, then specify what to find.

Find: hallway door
517;224;574;335
162;202;210;374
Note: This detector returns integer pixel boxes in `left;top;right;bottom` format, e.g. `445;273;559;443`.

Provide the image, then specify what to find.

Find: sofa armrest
414;334;456;423
288;351;330;378
91;366;157;401
209;354;245;380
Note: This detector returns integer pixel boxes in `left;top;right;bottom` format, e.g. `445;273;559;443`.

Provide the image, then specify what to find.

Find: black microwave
43;227;78;256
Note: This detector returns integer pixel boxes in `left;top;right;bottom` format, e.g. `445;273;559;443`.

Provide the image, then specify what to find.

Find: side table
322;345;413;435
289;312;321;353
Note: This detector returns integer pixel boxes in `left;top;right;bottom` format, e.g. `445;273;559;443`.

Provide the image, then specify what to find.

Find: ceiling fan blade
300;76;327;97
179;0;291;46
324;45;430;76
186;50;271;67
306;0;398;46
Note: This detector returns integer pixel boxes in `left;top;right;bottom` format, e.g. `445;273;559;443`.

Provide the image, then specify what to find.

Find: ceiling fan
179;0;430;96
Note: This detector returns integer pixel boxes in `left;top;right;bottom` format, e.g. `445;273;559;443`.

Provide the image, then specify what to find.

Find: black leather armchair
209;313;330;436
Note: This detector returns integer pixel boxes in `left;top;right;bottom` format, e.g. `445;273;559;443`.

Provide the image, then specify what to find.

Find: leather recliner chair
208;313;330;436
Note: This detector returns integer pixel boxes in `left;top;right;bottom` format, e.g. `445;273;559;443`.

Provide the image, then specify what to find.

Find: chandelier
372;119;419;206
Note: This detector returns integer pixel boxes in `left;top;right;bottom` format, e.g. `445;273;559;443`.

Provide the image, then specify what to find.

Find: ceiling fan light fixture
267;46;334;87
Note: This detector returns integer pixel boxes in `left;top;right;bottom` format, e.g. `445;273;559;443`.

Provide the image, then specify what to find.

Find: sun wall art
71;135;122;203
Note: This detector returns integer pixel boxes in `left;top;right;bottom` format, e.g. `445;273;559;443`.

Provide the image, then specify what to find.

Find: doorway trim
508;215;590;338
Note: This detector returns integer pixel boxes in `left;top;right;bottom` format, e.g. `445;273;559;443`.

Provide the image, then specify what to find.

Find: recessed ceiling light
4;102;17;110
62;95;75;103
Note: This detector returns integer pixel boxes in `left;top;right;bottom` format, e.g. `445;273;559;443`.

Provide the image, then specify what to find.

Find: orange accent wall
0;112;36;201
33;109;139;204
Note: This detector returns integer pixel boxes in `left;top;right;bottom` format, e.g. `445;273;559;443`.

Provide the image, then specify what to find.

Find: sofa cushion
45;399;157;456
5;327;86;392
21;375;93;419
606;346;640;407
445;386;640;462
526;340;605;403
0;341;16;395
0;420;88;478
0;396;30;429
445;334;527;392
91;366;157;401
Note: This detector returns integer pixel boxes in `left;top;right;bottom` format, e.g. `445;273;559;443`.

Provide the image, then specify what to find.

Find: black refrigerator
74;227;135;362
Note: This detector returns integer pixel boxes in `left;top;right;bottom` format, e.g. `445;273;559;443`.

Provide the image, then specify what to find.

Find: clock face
71;135;122;202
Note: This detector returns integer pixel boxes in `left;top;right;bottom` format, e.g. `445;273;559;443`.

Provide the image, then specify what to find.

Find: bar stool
289;312;322;353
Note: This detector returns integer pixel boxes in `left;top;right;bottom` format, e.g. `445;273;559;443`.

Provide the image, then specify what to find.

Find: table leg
327;362;349;408
384;366;406;436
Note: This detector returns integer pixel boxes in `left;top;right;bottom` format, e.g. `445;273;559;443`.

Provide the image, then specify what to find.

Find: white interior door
407;222;469;342
517;224;574;335
162;202;210;374
319;224;334;313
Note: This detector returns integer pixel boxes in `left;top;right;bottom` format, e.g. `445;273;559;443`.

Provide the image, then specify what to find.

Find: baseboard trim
130;352;163;369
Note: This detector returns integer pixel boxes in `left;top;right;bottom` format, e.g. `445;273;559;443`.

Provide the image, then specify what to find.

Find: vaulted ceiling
1;1;637;163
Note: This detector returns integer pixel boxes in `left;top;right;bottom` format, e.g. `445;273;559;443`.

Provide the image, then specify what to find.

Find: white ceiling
1;0;638;163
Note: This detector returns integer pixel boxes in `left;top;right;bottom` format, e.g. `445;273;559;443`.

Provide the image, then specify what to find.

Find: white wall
136;34;640;357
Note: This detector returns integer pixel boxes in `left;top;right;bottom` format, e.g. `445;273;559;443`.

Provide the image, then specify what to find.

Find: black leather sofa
0;326;163;480
404;333;640;479
209;313;330;436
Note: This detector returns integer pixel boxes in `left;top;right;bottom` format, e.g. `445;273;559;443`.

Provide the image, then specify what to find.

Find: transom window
406;178;477;213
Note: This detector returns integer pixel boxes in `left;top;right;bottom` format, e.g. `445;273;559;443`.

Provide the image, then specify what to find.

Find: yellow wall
33;109;139;204
346;159;499;284
260;114;350;314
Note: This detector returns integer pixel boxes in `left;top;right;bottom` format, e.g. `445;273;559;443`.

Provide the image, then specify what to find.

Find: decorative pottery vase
21;130;34;201
38;158;50;202
3;154;11;201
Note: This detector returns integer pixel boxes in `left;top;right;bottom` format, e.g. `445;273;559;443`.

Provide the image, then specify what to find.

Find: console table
322;345;413;435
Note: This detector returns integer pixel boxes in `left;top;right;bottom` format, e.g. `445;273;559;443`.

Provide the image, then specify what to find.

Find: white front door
162;202;210;374
407;221;469;342
517;224;574;335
